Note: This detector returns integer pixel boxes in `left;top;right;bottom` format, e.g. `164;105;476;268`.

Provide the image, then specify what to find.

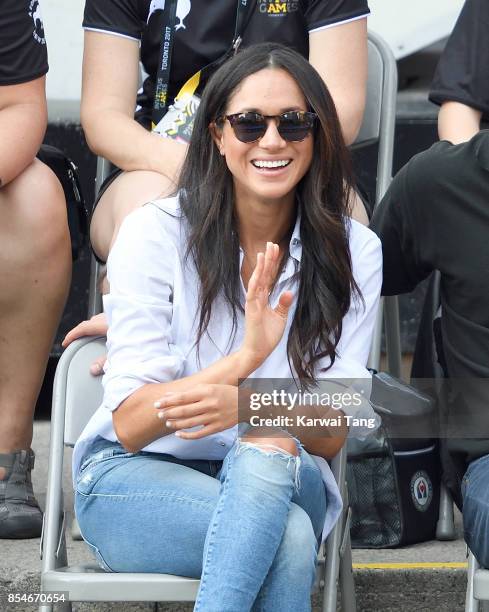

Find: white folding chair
40;336;355;610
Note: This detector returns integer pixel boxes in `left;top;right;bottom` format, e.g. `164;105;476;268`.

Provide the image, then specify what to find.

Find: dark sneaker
0;449;43;538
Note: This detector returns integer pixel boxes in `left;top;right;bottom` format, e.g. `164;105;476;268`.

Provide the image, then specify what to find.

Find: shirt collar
288;208;302;263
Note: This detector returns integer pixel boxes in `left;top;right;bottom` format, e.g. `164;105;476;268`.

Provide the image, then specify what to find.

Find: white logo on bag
410;470;433;512
29;0;46;44
147;0;192;30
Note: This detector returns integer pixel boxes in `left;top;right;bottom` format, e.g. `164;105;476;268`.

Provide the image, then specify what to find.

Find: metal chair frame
351;31;400;377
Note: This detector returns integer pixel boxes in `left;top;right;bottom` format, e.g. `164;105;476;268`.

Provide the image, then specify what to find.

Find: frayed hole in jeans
235;440;302;492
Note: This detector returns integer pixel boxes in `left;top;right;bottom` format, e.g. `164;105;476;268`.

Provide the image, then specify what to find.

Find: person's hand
242;242;294;367
153;384;239;439
61;313;108;376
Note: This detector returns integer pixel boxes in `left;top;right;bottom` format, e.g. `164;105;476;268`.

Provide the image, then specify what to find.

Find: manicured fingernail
90;364;101;374
154;401;162;408
174;431;182;438
166;421;173;427
156;411;165;420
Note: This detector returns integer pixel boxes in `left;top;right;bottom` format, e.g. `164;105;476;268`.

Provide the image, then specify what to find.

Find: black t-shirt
429;0;489;121
83;0;369;126
371;132;489;381
370;133;489;464
0;0;48;85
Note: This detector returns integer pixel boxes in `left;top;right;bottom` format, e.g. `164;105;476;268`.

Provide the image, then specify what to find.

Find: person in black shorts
430;0;489;143
0;0;71;538
370;131;489;568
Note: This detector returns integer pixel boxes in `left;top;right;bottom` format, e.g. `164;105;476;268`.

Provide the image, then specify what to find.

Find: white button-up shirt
73;196;382;541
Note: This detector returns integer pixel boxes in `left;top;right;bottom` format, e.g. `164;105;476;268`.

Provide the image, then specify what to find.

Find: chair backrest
58;337;106;446
87;156;111;317
354;30;398;207
355;31;400;375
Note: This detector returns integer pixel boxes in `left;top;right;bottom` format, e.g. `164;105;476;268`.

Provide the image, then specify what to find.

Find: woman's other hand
61;313;108;376
154;384;239;439
242;242;294;367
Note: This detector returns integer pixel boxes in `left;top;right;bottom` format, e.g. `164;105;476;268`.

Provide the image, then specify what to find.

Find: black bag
347;372;440;548
36;144;88;260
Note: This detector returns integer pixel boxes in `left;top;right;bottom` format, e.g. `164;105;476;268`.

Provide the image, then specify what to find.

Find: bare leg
0;159;71;456
90;170;175;263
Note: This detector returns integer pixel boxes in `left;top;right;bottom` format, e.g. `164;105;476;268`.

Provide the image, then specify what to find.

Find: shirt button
219;442;226;447
292;238;299;245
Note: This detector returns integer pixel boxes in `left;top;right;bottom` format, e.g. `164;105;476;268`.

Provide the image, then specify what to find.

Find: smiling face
212;68;314;210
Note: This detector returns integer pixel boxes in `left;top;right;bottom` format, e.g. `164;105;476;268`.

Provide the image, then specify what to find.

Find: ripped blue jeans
74;434;327;612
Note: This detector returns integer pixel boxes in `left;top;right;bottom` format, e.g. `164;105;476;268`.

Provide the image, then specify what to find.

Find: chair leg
87;255;102;318
38;597;72;612
56;525;68;569
466;551;480;612
339;531;357;612
384;295;402;379
55;507;68;569
40;510;69;611
436;482;456;540
71;516;82;541
367;299;383;372
322;536;340;612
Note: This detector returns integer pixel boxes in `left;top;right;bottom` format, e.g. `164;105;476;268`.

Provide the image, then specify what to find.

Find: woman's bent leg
75;451;221;576
195;438;324;612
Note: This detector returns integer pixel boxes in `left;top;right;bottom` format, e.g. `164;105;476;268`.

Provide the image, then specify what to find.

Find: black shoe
0;449;43;538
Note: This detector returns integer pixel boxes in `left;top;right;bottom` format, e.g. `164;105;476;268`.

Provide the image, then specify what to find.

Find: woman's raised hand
242;242;294;367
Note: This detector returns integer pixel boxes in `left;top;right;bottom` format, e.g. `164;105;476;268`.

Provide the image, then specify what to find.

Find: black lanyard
152;0;257;128
153;0;178;127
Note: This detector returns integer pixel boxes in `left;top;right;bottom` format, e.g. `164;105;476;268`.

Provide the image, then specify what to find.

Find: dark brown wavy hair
177;42;362;383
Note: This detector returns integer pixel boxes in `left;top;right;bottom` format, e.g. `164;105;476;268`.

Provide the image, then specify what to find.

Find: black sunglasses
221;110;317;143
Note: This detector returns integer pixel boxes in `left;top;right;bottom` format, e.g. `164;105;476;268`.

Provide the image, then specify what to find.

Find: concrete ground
0;421;469;612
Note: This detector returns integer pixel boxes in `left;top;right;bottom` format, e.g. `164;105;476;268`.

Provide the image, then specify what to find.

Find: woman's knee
224;434;301;496
241;430;299;457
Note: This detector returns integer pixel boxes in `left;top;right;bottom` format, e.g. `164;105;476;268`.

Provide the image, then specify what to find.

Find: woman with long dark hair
73;43;381;611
